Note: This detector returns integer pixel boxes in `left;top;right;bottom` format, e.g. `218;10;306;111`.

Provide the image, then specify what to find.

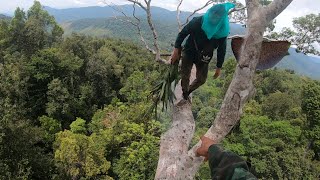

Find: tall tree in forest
269;13;320;55
110;0;294;178
24;1;63;56
302;82;320;160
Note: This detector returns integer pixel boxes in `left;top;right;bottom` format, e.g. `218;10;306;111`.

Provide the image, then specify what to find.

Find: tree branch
181;0;215;27
228;5;247;24
105;1;158;56
245;0;260;19
126;0;147;11
178;0;294;177
176;0;183;32
264;0;294;22
228;6;246;15
143;0;169;64
108;0;169;64
155;67;197;179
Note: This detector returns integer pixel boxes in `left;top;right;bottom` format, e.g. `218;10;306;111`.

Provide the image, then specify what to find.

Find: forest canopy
0;1;319;179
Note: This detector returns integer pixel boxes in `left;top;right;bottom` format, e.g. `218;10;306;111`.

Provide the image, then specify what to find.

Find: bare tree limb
108;2;133;19
228;6;246;15
181;1;246;28
264;0;294;22
131;3;158;54
123;0;169;63
105;1;158;55
107;0;169;64
228;5;247;24
126;0;147;11
143;0;169;63
176;0;184;31
181;0;215;27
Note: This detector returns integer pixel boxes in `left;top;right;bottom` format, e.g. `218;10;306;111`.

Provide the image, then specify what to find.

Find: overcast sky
0;0;319;31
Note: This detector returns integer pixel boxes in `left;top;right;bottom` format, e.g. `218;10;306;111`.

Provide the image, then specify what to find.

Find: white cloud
73;0;86;5
313;42;320;52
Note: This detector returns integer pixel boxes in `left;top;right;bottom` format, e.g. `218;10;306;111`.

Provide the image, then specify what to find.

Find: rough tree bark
155;0;293;179
108;0;293;179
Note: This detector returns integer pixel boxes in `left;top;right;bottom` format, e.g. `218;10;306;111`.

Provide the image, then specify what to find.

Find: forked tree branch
180;0;294;178
107;0;293;179
106;0;169;63
105;1;157;54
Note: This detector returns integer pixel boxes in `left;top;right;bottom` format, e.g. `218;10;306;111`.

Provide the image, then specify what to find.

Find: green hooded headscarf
201;2;235;39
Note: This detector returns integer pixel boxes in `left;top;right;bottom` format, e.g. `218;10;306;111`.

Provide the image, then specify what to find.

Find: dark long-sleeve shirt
174;16;227;68
208;145;257;180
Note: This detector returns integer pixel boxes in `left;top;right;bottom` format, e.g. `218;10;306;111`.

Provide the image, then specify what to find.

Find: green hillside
61;17;179;52
60;15;320;80
278;48;320;79
44;5;198;23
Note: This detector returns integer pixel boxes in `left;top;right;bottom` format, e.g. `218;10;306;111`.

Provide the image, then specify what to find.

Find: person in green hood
171;2;235;100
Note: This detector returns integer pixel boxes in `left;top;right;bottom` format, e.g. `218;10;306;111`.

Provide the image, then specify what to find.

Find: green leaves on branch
149;64;179;116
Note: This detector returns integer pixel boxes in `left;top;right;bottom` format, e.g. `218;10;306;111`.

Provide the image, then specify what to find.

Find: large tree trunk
155;67;196;179
155;0;293;179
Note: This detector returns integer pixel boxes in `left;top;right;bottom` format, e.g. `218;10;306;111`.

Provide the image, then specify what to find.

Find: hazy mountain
61;16;245;51
0;14;10;20
309;56;320;64
61;17;179;52
277;49;320;79
44;5;195;23
46;5;320;79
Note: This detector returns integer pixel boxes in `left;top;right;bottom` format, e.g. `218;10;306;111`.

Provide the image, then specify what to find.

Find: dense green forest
0;1;319;179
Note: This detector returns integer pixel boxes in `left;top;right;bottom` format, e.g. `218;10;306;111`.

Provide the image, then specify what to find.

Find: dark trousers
181;53;209;95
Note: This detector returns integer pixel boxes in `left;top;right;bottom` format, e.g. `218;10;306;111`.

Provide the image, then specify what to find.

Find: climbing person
170;2;235;100
196;136;257;180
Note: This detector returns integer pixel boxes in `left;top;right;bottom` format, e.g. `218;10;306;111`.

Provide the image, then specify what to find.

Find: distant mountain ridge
277;49;320;79
0;14;10;20
309;56;320;64
33;6;320;79
44;5;196;23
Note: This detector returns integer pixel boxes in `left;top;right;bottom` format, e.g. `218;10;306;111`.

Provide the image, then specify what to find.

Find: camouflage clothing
208;145;257;180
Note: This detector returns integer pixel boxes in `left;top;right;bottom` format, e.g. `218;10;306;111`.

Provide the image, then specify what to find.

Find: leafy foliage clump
150;63;179;116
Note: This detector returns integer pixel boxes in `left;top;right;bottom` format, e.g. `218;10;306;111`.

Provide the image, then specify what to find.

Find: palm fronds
149;63;179;117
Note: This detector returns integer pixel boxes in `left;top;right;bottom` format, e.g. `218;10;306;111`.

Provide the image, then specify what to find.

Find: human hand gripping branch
170;48;182;65
195;136;215;161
